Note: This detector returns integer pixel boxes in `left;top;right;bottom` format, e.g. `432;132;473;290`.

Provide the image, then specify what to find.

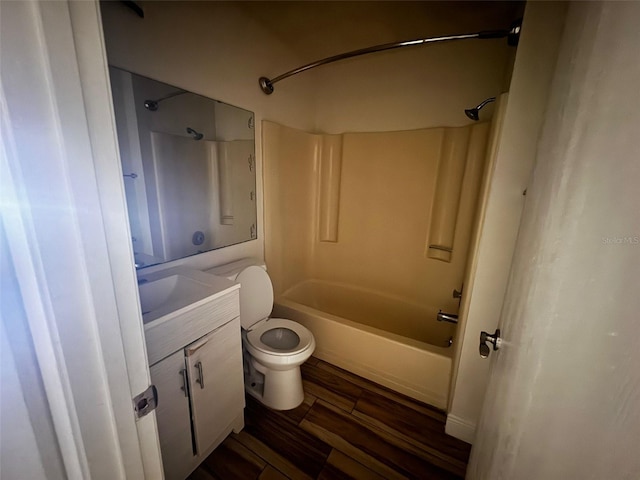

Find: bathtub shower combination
264;120;491;410
273;280;455;408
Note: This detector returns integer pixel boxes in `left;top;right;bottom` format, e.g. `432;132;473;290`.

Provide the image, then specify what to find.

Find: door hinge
133;385;158;419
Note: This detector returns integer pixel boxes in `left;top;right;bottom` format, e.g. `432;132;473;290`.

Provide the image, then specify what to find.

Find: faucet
437;310;458;324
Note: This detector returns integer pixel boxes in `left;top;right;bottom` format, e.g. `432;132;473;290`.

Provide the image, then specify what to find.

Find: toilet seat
246;318;314;356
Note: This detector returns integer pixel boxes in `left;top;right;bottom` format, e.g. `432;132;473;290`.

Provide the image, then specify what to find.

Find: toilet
207;259;315;410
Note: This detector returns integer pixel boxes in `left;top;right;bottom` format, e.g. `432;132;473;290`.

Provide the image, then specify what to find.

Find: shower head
186;127;203;140
465;96;496;121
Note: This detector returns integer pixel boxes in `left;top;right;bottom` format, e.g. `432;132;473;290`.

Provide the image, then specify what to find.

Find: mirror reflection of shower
143;90;187;111
186;127;204;140
465;96;496;121
109;66;257;269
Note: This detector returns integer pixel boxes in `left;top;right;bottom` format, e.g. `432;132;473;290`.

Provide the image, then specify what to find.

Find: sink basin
137;266;237;324
139;274;215;316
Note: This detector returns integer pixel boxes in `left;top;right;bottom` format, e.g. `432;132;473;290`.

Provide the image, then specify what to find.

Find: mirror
108;67;257;269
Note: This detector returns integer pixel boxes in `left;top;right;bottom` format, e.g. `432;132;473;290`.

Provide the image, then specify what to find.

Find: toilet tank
205;258;272;329
205;257;266;281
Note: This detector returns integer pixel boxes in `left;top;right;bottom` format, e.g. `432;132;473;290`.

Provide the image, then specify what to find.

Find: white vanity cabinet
186;317;244;455
144;279;245;480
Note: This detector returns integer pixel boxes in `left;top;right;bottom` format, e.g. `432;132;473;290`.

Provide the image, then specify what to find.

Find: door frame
445;1;568;443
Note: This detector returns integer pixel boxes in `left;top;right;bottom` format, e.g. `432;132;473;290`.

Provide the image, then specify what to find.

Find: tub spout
437;310;458;324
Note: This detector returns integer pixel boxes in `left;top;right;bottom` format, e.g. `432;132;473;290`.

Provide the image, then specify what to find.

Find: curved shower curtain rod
259;19;521;95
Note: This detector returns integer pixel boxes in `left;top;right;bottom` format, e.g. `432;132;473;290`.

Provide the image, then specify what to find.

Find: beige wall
101;1;316;272
312;39;511;133
101;2;315;130
244;2;520;133
102;1;519;274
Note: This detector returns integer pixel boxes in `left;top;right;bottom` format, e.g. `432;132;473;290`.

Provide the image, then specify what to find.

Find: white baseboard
445;414;476;444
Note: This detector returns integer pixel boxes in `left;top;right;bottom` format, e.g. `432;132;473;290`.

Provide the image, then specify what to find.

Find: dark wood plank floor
189;357;471;480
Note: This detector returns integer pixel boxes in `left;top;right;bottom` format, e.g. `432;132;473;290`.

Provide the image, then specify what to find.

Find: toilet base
245;357;304;411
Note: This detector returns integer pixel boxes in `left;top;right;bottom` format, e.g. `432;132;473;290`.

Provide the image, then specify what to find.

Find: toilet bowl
206;259;315;410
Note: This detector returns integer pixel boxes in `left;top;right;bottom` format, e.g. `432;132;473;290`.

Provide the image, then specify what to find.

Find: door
1;1;163;478
149;351;193;480
186;317;244;455
468;3;640;479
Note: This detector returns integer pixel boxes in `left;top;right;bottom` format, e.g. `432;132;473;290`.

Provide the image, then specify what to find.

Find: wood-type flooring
188;357;471;480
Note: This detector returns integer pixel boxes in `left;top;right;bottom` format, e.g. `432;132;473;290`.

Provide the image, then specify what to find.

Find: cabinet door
149;351;194;480
186;317;244;455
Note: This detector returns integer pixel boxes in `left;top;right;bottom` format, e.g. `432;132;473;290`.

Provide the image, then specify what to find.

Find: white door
468;2;640;479
186;317;244;455
1;1;163;478
150;351;194;480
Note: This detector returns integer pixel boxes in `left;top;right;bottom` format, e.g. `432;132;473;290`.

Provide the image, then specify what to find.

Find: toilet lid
236;266;273;329
247;318;314;356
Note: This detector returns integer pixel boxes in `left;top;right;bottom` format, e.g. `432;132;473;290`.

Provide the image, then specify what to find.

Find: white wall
446;2;568;443
469;2;640;477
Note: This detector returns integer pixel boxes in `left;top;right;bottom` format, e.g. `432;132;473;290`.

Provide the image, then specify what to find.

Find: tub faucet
437;310;458;324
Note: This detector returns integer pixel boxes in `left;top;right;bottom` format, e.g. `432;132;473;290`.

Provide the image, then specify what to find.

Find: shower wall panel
427;125;489;262
262;122;318;296
427;127;471;261
264;120;488;311
318;135;344;243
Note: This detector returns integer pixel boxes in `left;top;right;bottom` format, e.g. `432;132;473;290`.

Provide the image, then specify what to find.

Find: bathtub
272;279;456;409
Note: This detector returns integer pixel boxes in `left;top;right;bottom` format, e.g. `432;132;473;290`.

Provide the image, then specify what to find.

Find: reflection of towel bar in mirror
108;66;258;269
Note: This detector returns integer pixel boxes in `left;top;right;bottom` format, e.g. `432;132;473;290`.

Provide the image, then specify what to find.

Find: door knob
479;328;501;358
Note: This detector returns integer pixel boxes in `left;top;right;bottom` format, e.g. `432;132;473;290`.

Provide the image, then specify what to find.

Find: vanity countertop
140;266;241;366
139;266;239;326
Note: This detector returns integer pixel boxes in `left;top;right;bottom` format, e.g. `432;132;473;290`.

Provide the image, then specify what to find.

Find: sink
137;266;237;324
138;266;240;365
139;274;216;317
